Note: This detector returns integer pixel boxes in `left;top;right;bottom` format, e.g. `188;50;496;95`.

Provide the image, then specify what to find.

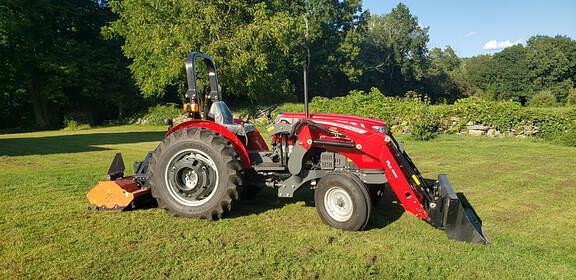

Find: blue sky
363;0;576;57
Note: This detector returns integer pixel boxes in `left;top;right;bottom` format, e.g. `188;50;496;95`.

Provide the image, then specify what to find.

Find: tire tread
149;128;242;220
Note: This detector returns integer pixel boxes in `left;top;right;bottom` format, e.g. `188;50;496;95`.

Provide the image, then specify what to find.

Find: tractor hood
277;112;387;134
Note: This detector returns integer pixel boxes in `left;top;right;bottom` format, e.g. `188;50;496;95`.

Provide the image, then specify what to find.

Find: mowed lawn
1;125;575;279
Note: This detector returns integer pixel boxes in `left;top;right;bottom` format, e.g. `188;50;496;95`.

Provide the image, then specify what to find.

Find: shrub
558;128;576;146
309;90;576;146
444;97;524;132
310;88;438;140
528;107;576;146
474;88;496;101
529;90;558;107
279;103;305;114
62;118;91;130
404;90;421;99
134;91;576;146
311;88;425;126
566;89;576;107
135;104;183;125
409;106;439;141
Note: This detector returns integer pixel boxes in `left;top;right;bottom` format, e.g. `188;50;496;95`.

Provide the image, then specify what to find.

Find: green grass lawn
1;125;575;279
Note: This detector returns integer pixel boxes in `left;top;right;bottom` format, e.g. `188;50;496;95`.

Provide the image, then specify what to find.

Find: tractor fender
166;120;251;169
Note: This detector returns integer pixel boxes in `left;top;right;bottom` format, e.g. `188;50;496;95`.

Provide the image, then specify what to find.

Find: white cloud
483;40;523;50
465;31;477;38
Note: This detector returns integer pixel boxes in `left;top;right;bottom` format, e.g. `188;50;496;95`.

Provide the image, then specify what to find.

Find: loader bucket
429;174;490;244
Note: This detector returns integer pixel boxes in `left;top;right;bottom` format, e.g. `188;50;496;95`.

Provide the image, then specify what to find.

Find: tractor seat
208;101;255;136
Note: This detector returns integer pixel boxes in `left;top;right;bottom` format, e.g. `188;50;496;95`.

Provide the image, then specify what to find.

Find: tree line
1;1;575;129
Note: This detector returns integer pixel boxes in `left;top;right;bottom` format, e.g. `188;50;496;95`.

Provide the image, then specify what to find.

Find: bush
558;128;576;146
279;103;306;114
309;90;576;146
529;90;558;107
527;107;576;145
311;88;425;126
135;104;183;125
62;118;91;130
409;106;439;141
440;97;524;132
566;89;576;107
133;92;576;146
311;88;437;140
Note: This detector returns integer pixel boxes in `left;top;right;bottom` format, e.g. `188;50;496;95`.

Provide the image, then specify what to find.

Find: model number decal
386;160;398;178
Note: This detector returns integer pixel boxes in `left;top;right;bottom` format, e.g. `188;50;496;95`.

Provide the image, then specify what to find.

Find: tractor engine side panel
311;146;385;170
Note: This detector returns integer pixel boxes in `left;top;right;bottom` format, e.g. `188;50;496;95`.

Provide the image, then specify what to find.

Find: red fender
166;120;251;169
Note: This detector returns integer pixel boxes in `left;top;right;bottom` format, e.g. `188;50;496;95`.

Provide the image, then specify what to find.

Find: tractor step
253;162;286;172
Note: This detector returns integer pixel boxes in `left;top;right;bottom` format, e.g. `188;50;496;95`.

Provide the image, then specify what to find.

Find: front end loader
87;52;489;244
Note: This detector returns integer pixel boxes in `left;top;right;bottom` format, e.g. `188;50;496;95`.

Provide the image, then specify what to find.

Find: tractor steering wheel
256;104;278;118
252;104;278;124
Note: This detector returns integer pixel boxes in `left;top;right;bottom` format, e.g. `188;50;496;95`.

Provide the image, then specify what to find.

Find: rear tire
148;128;242;220
314;173;372;231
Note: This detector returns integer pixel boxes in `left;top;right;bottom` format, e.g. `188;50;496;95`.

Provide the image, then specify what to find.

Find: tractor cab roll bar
184;53;221;119
185;52;221;102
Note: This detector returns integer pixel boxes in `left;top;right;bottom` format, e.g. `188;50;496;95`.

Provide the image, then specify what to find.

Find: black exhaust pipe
428;174;490;244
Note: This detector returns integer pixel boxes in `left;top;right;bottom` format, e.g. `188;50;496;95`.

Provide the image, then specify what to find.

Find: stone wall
393;116;541;138
451;117;539;138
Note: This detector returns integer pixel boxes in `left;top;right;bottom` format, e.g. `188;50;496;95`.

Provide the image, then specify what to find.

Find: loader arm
293;121;489;244
293;122;429;218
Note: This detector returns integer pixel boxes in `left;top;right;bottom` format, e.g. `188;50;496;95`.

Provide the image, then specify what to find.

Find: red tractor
88;53;489;244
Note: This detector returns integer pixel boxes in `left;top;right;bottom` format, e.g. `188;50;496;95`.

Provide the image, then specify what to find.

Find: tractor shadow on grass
0;131;164;156
229;186;405;230
228;187;311;219
366;188;406;230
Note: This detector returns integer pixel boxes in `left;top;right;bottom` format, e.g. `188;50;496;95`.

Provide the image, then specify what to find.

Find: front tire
148;128;242;220
314;173;372;231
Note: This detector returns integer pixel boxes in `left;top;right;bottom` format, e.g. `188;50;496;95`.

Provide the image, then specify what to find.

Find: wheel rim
164;148;219;206
324;187;353;222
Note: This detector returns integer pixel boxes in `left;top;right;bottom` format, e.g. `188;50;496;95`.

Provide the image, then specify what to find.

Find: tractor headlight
372;125;390;134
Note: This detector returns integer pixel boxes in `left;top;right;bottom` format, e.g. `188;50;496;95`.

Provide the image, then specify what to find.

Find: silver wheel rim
324;187;353;222
164;148;219;206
